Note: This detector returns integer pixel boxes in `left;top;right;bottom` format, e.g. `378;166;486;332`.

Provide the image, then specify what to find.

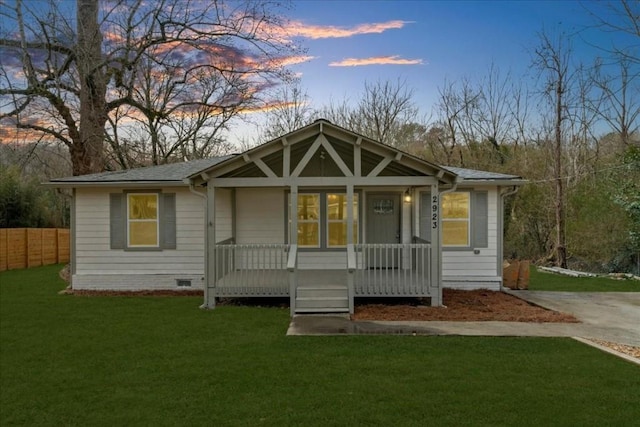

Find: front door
366;193;401;268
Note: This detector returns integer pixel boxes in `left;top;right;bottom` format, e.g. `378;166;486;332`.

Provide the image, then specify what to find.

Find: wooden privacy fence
0;228;70;272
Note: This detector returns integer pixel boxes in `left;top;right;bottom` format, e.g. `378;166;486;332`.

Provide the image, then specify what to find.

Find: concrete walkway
287;291;640;348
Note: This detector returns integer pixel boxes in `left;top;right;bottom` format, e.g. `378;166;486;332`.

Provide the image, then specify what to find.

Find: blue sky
270;0;636;122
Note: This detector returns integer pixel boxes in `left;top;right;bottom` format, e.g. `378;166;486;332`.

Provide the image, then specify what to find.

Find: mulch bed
353;289;579;323
63;287;578;323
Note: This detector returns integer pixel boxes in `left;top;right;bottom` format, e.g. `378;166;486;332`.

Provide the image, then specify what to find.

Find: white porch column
204;184;217;309
289;185;298;315
430;183;442;306
346;184;354;245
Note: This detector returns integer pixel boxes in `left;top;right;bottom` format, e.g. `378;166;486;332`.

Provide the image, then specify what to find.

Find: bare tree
591;57;640;148
261;83;315;141
532;29;576;268
587;0;639;65
320;79;420;146
0;0;298;175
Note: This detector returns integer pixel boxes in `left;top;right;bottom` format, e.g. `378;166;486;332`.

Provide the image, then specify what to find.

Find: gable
195;120;454;183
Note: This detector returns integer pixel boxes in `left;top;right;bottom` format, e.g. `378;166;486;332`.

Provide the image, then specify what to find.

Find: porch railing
214;242;291;296
353;242;431;296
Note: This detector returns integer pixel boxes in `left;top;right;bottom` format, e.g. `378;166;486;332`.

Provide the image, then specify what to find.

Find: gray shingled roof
50;156;233;183
48;154;523;185
444;166;522;181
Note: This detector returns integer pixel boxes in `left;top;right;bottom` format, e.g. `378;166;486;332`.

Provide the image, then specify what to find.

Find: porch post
430;183;442;306
289;185;298;315
346;184;355;314
346;185;354;245
204;185;217;309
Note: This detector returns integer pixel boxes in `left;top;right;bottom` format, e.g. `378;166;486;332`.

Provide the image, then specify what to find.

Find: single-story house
48;120;525;314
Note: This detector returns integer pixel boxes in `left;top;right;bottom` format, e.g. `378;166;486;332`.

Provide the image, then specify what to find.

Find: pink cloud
329;55;424;67
285;20;411;39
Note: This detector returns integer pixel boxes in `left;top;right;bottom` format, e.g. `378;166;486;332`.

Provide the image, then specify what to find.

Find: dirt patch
353;289;579;323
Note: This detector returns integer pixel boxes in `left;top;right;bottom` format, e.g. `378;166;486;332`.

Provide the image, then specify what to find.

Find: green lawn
1;265;639;426
529;267;640;292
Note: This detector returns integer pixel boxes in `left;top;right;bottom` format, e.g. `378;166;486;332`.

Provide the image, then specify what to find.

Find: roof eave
457;178;527;186
44;180;187;188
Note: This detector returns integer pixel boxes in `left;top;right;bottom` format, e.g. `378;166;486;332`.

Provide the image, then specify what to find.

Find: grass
529;267;640;292
1;265;639;426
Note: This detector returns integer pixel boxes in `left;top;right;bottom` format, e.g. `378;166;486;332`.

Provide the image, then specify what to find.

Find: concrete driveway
288;291;640;348
508;291;640;347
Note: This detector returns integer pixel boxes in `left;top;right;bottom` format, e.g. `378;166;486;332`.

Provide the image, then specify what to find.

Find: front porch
188;120;458;314
210;241;434;314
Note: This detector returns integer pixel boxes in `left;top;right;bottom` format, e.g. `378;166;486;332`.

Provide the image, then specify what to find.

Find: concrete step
295;296;349;310
294;307;350;314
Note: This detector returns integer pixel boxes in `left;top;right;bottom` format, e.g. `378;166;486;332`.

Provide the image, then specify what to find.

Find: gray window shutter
110;193;125;249
161;193;177;249
419;192;431;241
473;191;488;248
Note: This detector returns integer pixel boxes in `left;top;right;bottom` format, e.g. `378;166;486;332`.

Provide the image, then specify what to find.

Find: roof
444;166;523;182
47;156;233;187
46;121;525;188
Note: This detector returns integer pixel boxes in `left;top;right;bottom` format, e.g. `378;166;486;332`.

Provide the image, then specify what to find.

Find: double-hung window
327;193;358;247
127;193;159;247
110;192;176;250
421;191;488;249
295;194;321;247
442;192;471;247
289;192;359;248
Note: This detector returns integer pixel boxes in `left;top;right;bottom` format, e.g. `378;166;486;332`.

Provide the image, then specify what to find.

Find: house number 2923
431;195;438;229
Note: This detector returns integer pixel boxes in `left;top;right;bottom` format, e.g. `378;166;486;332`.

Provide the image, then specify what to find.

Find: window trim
286;190;361;251
127;192;160;248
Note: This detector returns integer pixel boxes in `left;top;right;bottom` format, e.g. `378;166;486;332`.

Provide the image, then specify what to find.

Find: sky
236;0;637;141
0;0;637;149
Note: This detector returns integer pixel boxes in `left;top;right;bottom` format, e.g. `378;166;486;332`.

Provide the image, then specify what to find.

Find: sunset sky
0;0;637;148
261;0;636;135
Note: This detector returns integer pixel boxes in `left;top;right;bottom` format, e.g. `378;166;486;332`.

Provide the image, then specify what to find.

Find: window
420;191;488;249
294;193;320;247
327;193;358;247
127;193;159;247
288;192;359;249
442;192;470;246
110;192;176;250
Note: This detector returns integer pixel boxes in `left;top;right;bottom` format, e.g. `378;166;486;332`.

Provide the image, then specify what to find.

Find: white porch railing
353;242;431;296
212;240;431;305
214;242;291;296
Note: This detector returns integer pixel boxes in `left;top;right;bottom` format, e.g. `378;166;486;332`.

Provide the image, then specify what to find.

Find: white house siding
442;187;501;290
72;186;207;290
235;188;285;244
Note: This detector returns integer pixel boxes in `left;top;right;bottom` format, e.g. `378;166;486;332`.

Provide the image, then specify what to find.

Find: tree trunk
75;0;106;175
555;78;567;268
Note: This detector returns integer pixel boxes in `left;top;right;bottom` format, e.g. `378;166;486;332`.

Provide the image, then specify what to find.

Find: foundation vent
176;279;192;287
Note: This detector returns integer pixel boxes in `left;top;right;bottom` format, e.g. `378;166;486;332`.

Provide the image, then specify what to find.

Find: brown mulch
353;289;579;323
63;287;578;323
